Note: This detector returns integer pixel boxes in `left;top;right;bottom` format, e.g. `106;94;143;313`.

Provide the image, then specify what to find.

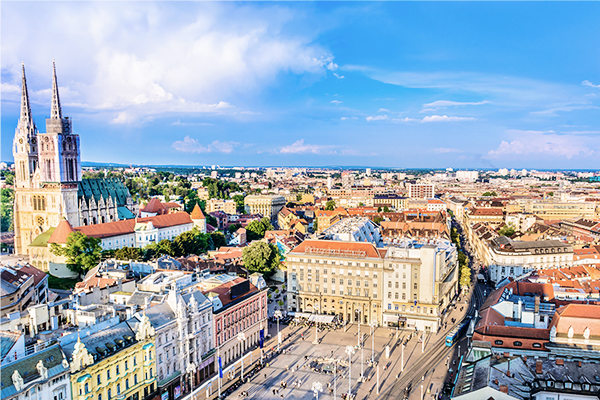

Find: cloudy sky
2;2;599;169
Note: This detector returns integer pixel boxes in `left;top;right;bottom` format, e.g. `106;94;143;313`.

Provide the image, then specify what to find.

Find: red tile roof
48;219;76;244
75;212;193;239
202;277;259;308
141;198;166;214
290;239;382;259
191;204;206;219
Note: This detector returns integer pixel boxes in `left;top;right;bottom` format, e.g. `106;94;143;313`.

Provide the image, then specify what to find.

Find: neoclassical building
12;62;137;256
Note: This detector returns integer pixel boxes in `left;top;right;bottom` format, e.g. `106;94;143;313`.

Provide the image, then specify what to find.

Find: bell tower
12;63;38;190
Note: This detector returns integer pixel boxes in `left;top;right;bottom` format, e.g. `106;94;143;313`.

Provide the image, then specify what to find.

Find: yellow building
244;195;286;221
65;317;157;400
206;198;237;215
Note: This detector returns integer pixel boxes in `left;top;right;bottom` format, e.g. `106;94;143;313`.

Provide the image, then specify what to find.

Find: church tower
13;61;81;257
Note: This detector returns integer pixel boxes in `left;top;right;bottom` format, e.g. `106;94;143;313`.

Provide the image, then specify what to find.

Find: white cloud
561;130;600;135
172;136;239;153
391;117;418;123
487;130;594;159
421;115;475;122
366;115;388;121
1;2;335;123
240;110;261;115
330;100;342;104
327;61;338;71
423;100;489;108
340;116;358;120
171;119;213;126
531;104;599;116
432;147;463;154
278;139;335;154
333;73;344;79
582;80;600;88
378;108;389;112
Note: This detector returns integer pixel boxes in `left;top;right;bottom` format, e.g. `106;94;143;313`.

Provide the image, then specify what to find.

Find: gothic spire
20;62;33;125
50;59;62;120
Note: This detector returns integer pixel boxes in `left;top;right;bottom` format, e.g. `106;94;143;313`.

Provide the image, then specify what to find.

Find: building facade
243;195;286;221
206;199;236;215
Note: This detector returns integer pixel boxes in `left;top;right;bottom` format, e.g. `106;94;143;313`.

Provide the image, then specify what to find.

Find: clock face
31;138;36;144
19;138;23;144
44;137;50;142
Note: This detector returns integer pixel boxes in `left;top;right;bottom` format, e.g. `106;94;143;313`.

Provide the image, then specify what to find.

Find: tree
482;191;497;197
498;224;516;237
358;202;365;207
325;200;336;211
50;232;102;276
232;194;245;213
246;218;274;241
296;193;302;201
228;223;242;234
242;241;280;277
1;188;14;232
377;206;382;212
383;206;390;213
373;216;384;224
277;300;284;307
211;232;227;249
114;246;142;261
172;229;209;257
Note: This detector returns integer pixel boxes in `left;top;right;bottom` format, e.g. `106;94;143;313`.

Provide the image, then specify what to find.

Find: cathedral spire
20;62;33;126
50;59;62;120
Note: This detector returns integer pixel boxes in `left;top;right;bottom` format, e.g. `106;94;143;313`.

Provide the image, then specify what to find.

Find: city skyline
2;2;599;169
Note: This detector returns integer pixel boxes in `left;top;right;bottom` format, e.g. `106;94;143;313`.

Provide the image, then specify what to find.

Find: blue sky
2;2;599;169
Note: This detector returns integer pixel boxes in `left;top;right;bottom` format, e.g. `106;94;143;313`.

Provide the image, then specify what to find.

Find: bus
445;319;471;346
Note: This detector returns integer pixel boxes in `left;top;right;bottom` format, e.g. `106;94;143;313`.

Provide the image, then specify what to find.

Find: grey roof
131;302;176;331
181;289;212;311
62;321;136;363
0;331;21;362
0;279;18;297
126;290;155;307
1;344;67;399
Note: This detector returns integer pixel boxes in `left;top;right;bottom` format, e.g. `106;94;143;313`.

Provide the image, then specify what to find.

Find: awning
294;313;335;323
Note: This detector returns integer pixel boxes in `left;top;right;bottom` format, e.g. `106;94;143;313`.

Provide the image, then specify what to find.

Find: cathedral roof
78;178;131;208
191;204;206;220
48;220;76;244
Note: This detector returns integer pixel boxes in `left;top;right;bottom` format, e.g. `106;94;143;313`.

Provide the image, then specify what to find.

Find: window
395;282;399;289
134;374;138;385
98;395;102;400
116;364;120;375
395;293;399;299
388;304;391;310
513;341;522;347
532;343;542;348
402;282;406;289
107;370;111;380
134;356;137;366
125;360;128;370
494;340;503;345
388;281;392;288
388;293;392;299
395;305;399;311
117;384;121;395
414;283;417;289
97;375;101;385
108;389;112;400
126;379;129;390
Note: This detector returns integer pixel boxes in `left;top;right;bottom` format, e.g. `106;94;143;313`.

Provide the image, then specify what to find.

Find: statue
584;327;590;340
36;360;48;380
136;313;156;341
550;326;557;342
568;326;574;339
71;335;94;373
12;370;24;391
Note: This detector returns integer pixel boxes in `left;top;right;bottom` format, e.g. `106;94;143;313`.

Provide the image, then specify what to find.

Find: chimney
578;361;582;367
556;358;564;366
499;385;509;393
494;379;499;385
536;360;543;374
523;355;527;362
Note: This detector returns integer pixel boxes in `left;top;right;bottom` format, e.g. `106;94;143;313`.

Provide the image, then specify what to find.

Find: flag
218;356;223;379
259;329;264;349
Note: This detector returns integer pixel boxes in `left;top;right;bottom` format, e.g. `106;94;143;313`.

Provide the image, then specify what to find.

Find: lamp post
186;362;196;394
356;308;361;348
312;381;323;400
313;303;320;344
345;345;355;398
237;332;246;380
370;319;377;364
334;361;337;400
274;310;282;352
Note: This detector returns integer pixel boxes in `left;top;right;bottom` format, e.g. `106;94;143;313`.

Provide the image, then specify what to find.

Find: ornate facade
12;62;137;257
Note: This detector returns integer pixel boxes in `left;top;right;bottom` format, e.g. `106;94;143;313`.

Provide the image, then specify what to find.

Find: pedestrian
273;389;276;395
265;373;267;379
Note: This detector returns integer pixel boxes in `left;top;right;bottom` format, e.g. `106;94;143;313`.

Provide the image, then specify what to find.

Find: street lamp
186;362;196;394
345;345;355;398
237;332;246;380
370;319;377;364
312;381;323;400
274;310;282;352
313;303;320;345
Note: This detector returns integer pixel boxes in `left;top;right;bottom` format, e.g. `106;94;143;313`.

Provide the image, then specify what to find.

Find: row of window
294;260;380;269
493;339;542;348
387;304;432;313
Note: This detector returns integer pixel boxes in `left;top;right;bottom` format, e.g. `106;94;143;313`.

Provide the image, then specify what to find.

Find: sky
2;2;600;169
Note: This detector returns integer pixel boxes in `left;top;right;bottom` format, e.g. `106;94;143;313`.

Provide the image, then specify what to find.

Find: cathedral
12;62;137;256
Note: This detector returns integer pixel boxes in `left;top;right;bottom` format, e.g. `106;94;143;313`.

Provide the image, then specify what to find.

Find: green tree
246;217;274;241
377;206;382;212
373;216;384;224
296;193;302;201
114;246;142;261
242;241;280;277
498;225;516;237
358;202;365;207
383;206;390;213
50;232;102;276
172;229;209;257
482;191;497;197
277;300;284;307
211;232;227;249
325;200;336;211
1;188;14;232
228;223;242;234
232;195;245;213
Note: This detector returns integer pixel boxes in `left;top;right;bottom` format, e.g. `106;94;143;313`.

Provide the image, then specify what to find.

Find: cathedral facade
12;62;137;256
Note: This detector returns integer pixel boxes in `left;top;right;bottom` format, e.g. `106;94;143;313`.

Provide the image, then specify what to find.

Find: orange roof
550;304;600;336
141;198;166;213
470;207;504;216
48;219;76;244
290;239;382;259
191;204;206;219
75;212;193;239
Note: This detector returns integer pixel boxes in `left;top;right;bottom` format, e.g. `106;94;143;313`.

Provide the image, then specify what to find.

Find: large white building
487;237;574;284
320;217;383;247
244;195;286;221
